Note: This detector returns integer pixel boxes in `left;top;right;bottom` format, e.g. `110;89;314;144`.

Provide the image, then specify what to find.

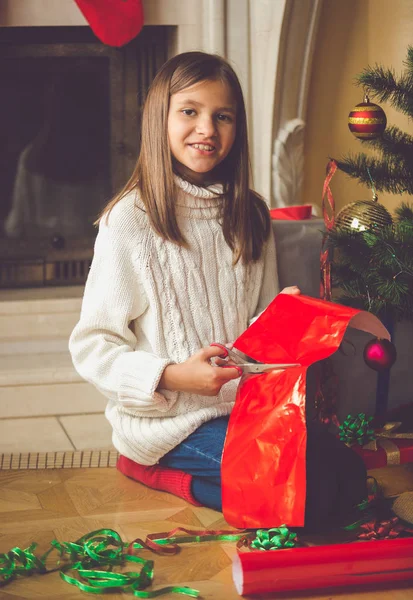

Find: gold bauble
335;198;393;232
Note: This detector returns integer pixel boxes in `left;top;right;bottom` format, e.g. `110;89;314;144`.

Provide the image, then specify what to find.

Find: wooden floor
1;465;413;600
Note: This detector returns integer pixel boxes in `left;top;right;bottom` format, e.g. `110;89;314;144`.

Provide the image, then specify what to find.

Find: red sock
117;455;202;506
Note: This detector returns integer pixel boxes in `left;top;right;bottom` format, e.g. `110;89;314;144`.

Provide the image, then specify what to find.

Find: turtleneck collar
173;175;224;220
174;175;223;198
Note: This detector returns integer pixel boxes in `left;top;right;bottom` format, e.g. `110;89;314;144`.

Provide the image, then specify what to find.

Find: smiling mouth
190;143;216;151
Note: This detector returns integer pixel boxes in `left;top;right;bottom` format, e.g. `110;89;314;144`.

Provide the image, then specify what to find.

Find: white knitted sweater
69;177;279;465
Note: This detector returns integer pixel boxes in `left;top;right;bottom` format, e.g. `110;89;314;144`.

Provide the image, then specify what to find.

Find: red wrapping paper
232;537;413;596
222;294;390;528
270;205;312;220
351;439;413;469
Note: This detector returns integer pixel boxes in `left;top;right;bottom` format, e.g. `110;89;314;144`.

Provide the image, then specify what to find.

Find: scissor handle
210;342;229;358
210;343;243;376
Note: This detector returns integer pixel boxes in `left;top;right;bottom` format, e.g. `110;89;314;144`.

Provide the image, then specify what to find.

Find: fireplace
0;25;172;288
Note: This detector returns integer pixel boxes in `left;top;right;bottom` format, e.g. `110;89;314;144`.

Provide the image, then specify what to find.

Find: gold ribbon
362;422;413;465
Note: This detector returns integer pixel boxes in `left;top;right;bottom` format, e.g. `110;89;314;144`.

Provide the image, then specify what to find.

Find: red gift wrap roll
232;538;413;596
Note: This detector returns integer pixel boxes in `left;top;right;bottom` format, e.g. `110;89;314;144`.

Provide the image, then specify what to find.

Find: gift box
271;217;324;299
344;406;413;469
351;438;413;469
270;205;312;220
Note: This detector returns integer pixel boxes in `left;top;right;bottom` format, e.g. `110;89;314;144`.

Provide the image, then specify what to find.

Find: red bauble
348;96;387;140
363;338;397;371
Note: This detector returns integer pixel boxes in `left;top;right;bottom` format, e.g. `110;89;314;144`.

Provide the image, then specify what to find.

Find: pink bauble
363;338;397;371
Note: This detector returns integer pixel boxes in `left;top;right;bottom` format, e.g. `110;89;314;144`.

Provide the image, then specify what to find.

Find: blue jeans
159;416;228;511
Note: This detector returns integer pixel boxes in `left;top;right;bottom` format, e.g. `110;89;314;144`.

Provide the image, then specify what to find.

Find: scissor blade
240;363;301;373
227;347;259;364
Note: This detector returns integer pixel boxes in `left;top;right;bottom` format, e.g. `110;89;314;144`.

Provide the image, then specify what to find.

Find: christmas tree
327;46;413;322
327;203;413;320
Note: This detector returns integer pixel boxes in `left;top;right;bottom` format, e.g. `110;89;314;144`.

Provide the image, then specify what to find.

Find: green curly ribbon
339;413;376;446
142;527;247;554
0;528;198;597
250;526;298;550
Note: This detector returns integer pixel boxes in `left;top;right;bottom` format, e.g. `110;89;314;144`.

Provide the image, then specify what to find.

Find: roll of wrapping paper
232;538;413;596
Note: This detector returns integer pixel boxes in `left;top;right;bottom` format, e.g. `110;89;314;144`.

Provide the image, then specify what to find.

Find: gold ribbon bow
362;422;413;465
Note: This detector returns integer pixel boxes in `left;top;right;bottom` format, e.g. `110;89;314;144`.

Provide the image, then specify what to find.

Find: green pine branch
357;66;413;118
403;45;413;77
395;201;413;222
357;126;413;164
335;153;413;195
327;205;413;320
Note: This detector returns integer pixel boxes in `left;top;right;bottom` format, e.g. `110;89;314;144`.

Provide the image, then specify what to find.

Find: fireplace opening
0;26;172;288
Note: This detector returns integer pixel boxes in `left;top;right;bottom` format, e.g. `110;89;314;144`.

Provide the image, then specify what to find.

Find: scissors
210;343;300;374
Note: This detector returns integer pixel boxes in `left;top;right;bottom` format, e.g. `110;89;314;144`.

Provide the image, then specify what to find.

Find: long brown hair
99;51;270;263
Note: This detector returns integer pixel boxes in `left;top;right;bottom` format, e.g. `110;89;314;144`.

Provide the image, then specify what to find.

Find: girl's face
167;79;237;184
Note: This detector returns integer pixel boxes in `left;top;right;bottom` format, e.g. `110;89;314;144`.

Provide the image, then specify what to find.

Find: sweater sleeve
249;225;279;324
69;207;173;412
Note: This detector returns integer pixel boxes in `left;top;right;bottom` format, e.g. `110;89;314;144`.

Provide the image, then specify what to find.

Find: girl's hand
159;345;242;396
279;285;301;295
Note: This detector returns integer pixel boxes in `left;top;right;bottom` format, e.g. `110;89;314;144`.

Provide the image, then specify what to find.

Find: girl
70;51;366;527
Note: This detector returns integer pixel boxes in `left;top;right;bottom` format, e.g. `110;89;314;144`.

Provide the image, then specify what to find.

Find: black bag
304;420;367;532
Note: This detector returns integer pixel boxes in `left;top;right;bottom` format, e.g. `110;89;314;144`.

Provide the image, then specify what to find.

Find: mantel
0;0;225;55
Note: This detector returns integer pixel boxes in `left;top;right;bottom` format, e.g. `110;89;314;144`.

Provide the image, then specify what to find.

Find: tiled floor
0;412;114;454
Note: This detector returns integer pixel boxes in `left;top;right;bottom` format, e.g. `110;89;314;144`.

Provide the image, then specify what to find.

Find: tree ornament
348;94;387;140
363;338;397;371
335;190;393;232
